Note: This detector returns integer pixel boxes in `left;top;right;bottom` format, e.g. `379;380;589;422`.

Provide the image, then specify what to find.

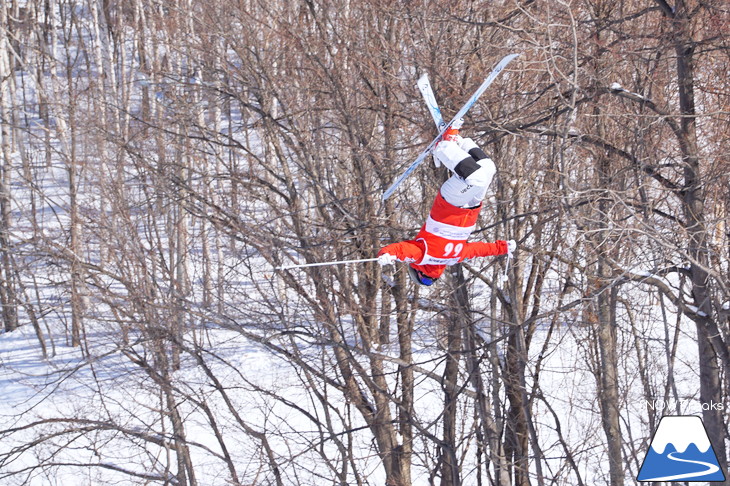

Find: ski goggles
408;266;437;286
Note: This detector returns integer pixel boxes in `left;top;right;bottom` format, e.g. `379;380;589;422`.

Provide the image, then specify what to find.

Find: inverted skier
377;120;516;286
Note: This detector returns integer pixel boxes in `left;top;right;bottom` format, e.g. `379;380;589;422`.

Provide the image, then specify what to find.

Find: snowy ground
1;303;712;486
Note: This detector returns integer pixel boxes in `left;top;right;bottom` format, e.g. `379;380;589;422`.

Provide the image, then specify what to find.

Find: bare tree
2;1;729;485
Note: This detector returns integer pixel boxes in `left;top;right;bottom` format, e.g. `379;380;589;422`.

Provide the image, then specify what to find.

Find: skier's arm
460;240;508;260
378;240;424;263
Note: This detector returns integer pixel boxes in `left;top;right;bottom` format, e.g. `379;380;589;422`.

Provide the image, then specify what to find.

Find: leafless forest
1;0;729;485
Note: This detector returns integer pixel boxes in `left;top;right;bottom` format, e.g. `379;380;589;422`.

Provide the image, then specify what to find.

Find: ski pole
275;257;379;271
500;251;513;285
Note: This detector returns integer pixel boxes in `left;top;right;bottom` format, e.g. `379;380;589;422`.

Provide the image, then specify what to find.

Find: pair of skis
382;53;519;200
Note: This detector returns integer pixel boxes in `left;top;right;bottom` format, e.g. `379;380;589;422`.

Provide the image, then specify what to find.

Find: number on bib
443;243;464;257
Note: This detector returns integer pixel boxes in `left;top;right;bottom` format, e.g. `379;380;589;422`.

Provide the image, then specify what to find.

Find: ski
417;73;446;167
383;53;519;200
417;74;445;129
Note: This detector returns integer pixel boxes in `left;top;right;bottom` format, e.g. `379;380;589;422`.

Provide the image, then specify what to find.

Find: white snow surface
0;324;390;485
1;303;709;485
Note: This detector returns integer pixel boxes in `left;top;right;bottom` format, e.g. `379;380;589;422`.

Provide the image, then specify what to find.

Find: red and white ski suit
379;191;507;279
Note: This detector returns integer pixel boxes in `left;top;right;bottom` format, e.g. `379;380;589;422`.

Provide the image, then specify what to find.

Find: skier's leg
433;141;476;178
459;137;488;162
433;140;496;182
439;158;496;207
456;137;496;186
434;140;496;208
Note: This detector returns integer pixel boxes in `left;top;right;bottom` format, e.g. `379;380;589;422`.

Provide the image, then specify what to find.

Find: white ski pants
433;140;496;208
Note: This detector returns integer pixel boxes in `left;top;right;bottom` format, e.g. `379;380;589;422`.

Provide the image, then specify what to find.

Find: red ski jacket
379;191;508;279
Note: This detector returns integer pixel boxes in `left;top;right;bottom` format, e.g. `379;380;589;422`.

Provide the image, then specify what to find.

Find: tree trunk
504;327;530;486
596;276;623;486
464;268;512;486
668;1;729;480
0;1;19;333
440;266;467;486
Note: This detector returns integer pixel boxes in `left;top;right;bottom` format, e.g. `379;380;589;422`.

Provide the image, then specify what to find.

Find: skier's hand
377;253;398;266
507;240;517;255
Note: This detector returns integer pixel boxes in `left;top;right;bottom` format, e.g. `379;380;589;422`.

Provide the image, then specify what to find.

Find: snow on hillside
1;322;382;485
1;302;709;485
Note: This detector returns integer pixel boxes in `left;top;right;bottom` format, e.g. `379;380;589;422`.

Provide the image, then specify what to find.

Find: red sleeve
460;240;508;260
379;240;425;263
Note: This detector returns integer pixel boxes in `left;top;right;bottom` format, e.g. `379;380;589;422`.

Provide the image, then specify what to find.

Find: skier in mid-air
377;120;516;286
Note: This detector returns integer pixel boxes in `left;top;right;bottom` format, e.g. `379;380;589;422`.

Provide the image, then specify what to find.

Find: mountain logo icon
638;415;726;482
